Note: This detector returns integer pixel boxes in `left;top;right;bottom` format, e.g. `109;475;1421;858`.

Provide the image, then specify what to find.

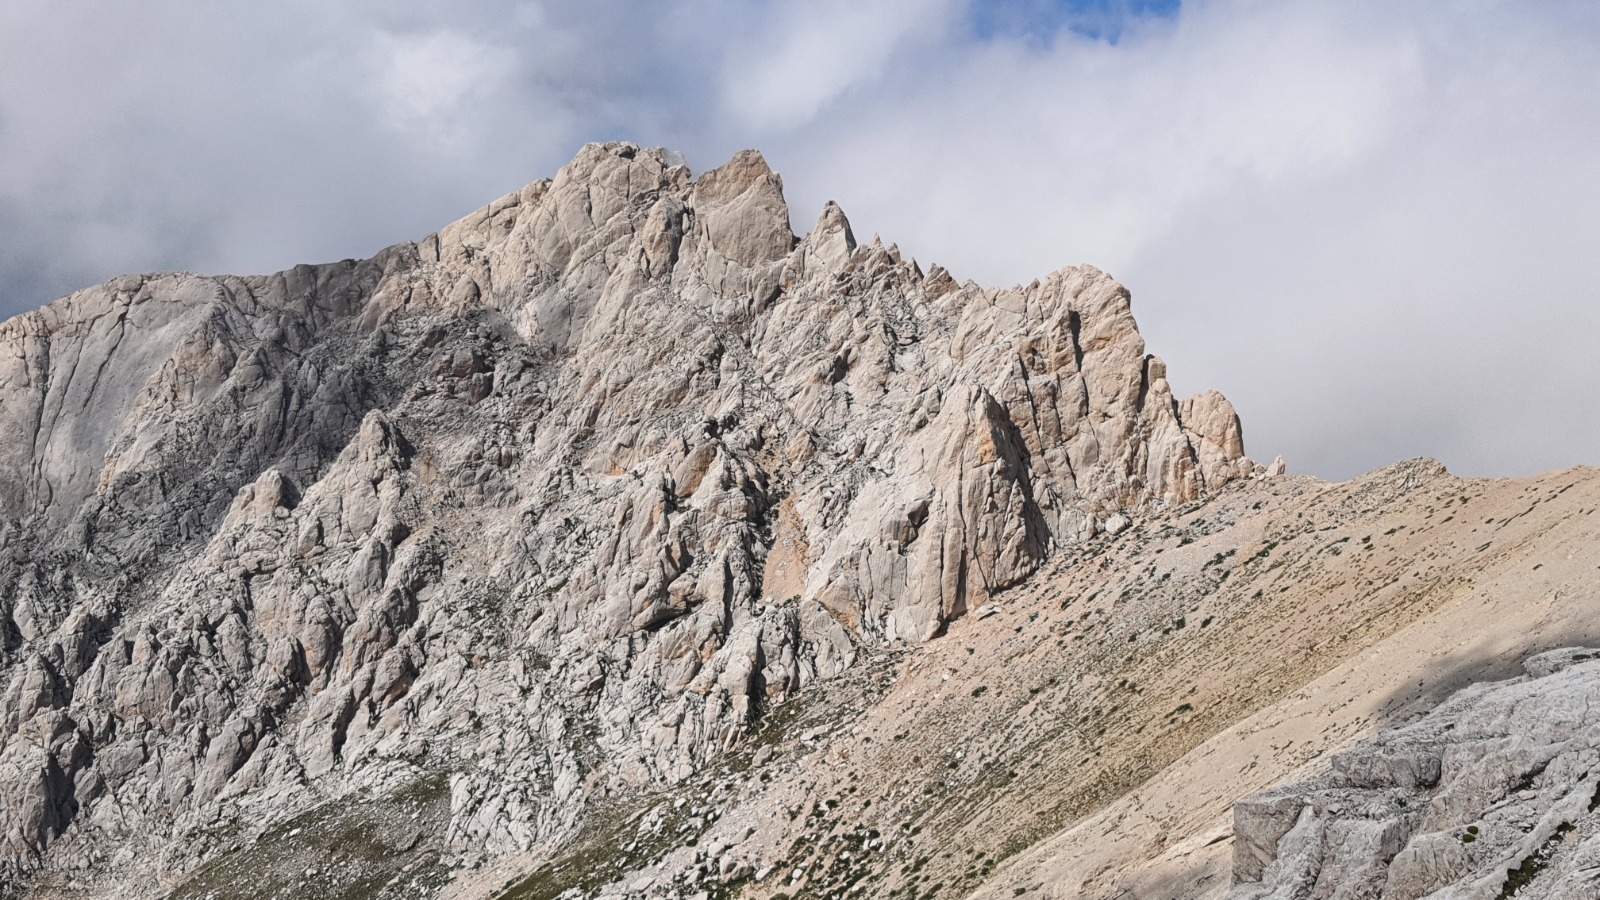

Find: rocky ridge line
0;141;1258;895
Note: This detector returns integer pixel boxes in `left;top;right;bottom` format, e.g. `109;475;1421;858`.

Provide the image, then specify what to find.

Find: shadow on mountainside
1369;625;1600;731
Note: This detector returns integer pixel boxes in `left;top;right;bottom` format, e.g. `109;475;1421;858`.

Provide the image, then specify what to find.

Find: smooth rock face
0;142;1257;893
1229;648;1600;900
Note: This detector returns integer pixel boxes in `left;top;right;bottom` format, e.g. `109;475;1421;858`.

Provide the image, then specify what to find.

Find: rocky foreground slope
1230;647;1600;900
2;143;1597;900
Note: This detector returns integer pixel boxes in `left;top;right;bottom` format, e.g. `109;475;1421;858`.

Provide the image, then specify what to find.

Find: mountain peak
0;143;1271;895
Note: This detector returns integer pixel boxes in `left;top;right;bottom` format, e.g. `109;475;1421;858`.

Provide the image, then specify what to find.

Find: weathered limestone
0;142;1257;894
1230;648;1600;900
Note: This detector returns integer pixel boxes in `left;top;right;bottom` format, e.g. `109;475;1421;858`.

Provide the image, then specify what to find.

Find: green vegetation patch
170;771;453;900
1497;822;1573;899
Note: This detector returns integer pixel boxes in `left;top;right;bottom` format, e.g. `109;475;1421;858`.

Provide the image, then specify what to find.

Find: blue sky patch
968;0;1181;45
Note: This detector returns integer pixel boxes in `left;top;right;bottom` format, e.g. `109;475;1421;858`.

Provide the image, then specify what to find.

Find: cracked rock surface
0;142;1257;896
1231;648;1600;900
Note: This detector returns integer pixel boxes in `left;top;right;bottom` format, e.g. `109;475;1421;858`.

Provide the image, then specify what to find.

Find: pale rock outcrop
1230;648;1600;900
0;142;1258;894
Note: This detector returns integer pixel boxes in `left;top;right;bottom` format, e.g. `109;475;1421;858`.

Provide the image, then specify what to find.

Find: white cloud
719;0;961;130
366;30;521;156
763;1;1424;283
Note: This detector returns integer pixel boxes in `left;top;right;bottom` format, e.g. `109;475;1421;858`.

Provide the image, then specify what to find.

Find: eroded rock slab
1230;648;1600;900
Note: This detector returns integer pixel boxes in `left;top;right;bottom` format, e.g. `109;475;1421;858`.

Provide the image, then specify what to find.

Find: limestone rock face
0;142;1256;893
1229;648;1600;900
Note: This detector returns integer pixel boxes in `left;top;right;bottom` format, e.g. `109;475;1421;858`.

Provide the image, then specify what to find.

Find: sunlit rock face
0;142;1255;893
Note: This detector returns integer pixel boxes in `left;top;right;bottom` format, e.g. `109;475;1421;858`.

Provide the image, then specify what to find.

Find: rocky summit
0;143;1596;900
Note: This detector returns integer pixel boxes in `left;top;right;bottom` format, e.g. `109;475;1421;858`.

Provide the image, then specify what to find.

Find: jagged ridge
0;142;1257;895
